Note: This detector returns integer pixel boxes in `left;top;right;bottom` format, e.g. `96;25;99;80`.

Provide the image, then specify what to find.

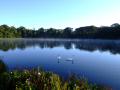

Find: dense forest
0;23;120;39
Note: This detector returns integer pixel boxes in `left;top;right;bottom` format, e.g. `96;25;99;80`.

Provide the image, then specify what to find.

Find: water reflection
0;39;120;90
0;39;120;54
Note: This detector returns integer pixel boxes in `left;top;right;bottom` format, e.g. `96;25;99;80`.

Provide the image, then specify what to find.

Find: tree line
0;23;120;39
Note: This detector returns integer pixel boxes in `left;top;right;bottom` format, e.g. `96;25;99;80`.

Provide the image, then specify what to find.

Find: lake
0;38;120;90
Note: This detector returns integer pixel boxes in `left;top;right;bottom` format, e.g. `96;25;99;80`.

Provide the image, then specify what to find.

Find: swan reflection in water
57;56;61;64
66;57;74;64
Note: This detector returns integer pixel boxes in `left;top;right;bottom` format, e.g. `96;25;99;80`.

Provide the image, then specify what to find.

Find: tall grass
0;60;111;90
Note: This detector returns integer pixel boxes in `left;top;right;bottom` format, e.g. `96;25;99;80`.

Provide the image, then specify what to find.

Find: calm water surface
0;39;120;90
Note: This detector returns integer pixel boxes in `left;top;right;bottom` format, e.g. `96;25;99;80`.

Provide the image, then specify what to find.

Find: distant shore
1;38;120;41
0;24;120;39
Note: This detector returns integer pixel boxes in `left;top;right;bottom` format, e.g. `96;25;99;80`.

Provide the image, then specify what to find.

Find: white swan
66;57;73;61
57;56;61;60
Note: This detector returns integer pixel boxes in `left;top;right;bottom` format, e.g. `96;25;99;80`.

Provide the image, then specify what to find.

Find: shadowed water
0;38;120;90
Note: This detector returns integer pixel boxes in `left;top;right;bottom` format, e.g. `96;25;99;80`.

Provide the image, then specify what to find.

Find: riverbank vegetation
0;23;120;39
0;60;111;90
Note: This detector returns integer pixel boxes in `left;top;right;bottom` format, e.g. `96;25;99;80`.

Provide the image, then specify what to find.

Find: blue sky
0;0;120;29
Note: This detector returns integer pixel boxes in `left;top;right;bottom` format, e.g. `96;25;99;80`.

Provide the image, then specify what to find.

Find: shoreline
0;38;120;41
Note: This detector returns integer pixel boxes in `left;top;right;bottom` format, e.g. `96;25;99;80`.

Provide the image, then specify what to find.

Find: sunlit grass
0;60;111;90
0;69;111;90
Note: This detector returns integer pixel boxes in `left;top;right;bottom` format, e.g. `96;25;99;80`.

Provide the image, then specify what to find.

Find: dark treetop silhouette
0;23;120;39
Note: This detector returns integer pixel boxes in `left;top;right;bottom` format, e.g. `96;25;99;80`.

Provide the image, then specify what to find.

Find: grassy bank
0;60;111;90
0;70;111;90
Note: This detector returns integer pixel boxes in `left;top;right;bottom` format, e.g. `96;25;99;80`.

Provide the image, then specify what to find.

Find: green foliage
0;23;120;39
0;68;111;90
1;60;107;90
